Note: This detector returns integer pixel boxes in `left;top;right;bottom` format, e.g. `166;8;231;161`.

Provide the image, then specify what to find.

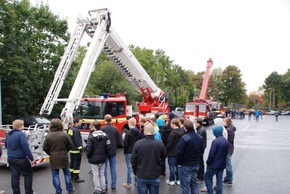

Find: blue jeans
137;177;160;194
8;158;33;194
179;165;199;194
168;156;179;181
225;154;233;182
51;167;73;194
104;154;117;187
125;154;133;184
204;168;224;194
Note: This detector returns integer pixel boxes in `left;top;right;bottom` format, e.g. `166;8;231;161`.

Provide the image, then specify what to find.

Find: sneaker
200;187;207;192
0;191;4;194
175;180;180;185
166;180;175;186
68;188;75;194
122;183;131;188
213;185;217;190
197;179;204;183
111;186;116;190
223;181;233;186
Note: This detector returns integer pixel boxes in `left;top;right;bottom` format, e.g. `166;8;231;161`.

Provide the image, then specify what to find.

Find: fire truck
0;125;50;167
39;8;169;141
184;58;217;125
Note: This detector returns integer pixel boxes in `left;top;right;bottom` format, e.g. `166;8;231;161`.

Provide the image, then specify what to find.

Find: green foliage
209;68;223;100
219;65;247;107
263;71;290;108
0;0;68;122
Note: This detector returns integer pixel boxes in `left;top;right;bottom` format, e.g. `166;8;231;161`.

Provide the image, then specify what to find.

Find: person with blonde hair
123;118;142;188
5;119;35;194
43;119;74;194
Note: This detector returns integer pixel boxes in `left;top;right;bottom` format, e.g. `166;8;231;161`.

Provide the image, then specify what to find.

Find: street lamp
269;88;275;110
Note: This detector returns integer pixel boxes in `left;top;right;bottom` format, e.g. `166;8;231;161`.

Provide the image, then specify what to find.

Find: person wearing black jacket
196;118;207;183
123;118;142;188
223;117;236;186
166;118;184;186
101;114;120;189
68;117;84;182
131;124;167;194
85;121;111;194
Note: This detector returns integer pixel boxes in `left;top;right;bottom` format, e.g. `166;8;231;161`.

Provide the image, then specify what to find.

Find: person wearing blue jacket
5;119;35;194
204;126;229;194
176;120;203;194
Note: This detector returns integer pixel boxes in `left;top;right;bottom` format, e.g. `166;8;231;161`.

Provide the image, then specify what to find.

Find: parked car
281;111;290;115
265;110;276;115
16;115;50;127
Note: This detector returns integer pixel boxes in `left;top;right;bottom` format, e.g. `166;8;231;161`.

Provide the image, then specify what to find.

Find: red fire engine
184;58;217;124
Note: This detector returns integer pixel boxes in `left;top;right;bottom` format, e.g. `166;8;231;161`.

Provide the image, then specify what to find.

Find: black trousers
69;153;82;179
197;150;205;180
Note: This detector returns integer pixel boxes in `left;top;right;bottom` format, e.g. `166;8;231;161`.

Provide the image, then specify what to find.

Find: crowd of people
3;113;237;194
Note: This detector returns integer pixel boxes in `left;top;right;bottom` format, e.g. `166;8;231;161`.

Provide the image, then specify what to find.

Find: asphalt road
1;115;290;194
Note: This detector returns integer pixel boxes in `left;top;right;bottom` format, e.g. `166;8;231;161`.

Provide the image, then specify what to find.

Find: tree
219;65;247;107
209;67;223;101
0;0;69;123
281;69;290;106
263;71;283;109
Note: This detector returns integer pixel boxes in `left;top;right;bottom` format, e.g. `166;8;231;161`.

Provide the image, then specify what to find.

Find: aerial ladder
40;8;168;129
199;58;213;101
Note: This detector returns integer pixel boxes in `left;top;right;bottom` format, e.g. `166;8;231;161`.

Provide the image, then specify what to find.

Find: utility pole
273;89;275;109
269;89;272;110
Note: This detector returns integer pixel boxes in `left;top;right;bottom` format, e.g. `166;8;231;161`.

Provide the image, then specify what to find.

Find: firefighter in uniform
68;117;85;182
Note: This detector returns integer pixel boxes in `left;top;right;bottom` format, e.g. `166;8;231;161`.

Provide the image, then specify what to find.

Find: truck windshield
74;101;106;119
185;104;207;112
212;103;221;110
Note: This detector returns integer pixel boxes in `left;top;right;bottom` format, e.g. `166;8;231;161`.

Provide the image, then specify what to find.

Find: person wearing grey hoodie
204;126;229;194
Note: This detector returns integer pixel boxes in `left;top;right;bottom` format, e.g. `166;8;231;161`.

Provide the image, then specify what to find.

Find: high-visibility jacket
68;126;83;154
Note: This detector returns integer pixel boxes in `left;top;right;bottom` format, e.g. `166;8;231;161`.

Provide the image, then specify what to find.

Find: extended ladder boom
40;8;168;128
199;58;213;101
39;22;87;115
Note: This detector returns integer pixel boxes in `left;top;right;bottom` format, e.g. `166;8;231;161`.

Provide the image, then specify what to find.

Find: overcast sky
32;0;290;94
